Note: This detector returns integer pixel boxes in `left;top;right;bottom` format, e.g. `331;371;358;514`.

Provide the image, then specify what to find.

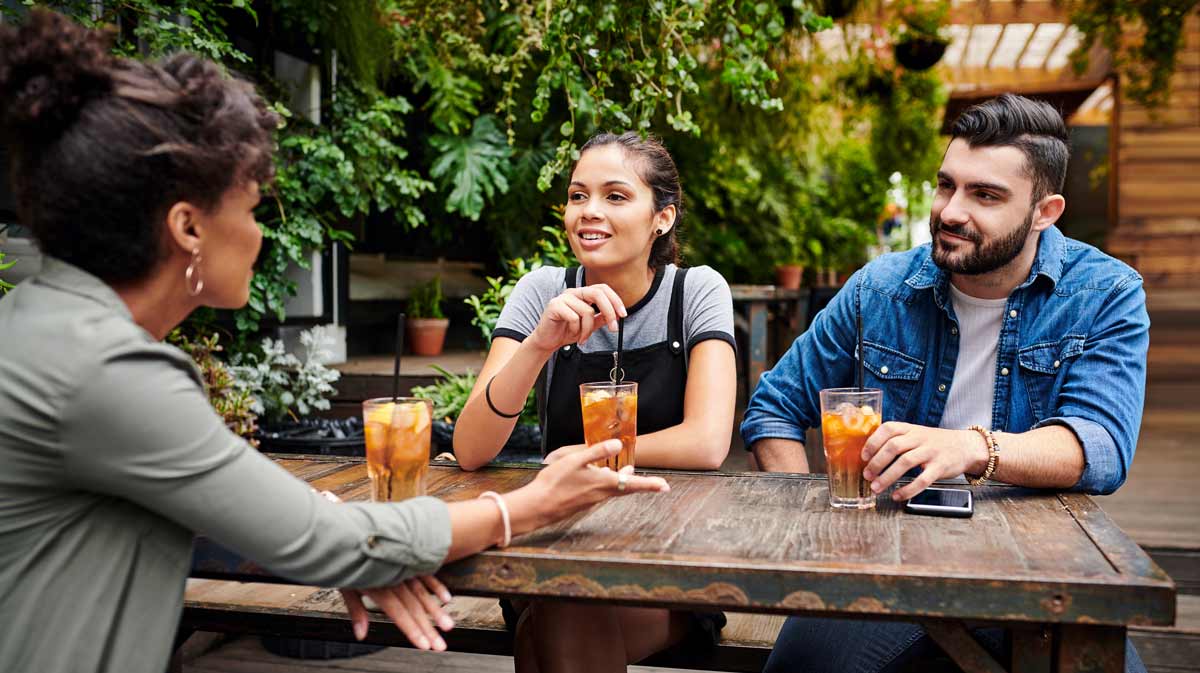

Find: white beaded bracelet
478;491;511;548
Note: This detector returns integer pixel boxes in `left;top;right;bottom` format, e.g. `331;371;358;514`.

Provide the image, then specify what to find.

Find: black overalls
504;265;727;654
539;265;689;454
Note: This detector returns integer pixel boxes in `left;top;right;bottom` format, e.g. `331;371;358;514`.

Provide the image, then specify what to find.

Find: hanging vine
1069;0;1200;110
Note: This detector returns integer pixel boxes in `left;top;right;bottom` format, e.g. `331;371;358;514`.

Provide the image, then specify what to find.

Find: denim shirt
741;226;1149;495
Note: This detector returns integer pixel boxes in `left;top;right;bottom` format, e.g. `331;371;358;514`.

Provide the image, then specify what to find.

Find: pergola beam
945;0;1069;25
945;44;1110;94
985;23;1009;69
1041;23;1070;70
868;1;1070;26
1013;21;1042;67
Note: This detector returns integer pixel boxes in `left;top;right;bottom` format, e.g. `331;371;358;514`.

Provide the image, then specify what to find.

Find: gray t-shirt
0;258;452;673
493;264;736;386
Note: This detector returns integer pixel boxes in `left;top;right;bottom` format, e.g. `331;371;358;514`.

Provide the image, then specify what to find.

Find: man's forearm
751;438;810;473
991;424;1085;489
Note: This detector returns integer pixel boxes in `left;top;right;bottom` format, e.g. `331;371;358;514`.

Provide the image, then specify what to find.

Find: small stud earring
655;229;663;236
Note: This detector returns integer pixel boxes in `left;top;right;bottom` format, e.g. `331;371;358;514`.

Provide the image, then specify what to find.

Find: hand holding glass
820;388;883;509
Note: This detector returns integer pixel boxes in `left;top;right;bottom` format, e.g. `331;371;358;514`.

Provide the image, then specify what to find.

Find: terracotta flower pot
775;265;804;290
407;318;449;356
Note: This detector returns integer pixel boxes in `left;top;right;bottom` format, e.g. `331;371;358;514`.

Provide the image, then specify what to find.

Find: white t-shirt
939;283;1008;431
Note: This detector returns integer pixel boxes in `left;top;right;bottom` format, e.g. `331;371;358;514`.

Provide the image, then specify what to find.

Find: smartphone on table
904;487;973;518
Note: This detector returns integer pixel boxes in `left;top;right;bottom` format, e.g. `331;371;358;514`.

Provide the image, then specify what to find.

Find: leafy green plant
408;277;446;319
870;68;946;209
275;0;394;88
893;0;949;39
0;250;15;293
230;326;342;423
411;366;477;423
429;115;513;221
1070;0;1200;110
167;328;259;444
385;0;833;209
824;139;890;230
411;365;538;426
238;85;434;333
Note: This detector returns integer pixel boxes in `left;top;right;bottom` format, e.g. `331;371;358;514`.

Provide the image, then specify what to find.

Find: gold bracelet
966;425;999;487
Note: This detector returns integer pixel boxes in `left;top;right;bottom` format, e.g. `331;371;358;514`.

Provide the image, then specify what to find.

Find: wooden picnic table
728;285;808;396
191;456;1176;673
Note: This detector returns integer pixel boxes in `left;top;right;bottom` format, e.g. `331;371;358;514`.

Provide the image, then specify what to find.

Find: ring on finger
616;470;629;492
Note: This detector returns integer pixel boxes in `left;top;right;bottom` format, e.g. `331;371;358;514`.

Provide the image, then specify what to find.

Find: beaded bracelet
478;491;511;548
966;425;1000;487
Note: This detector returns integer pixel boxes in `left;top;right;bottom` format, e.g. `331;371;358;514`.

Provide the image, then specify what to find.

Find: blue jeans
763;617;1146;673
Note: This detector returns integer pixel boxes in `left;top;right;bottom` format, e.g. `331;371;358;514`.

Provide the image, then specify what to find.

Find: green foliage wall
3;0;946;321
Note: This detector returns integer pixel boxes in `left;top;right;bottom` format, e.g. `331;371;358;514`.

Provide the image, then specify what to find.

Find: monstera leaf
429;115;512;221
412;55;482;136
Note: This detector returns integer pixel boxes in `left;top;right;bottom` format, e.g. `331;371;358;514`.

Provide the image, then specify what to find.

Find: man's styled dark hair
0;9;278;284
949;93;1070;202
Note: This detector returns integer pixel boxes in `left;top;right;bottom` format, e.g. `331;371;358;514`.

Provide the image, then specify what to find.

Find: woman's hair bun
0;8;115;140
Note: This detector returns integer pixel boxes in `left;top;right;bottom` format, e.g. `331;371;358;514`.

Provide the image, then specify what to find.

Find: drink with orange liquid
579;382;637;471
819;388;883;509
362;397;432;501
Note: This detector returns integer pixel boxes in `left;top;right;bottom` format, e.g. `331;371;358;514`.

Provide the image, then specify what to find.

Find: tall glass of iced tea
579;382;637;471
362;397;432;502
819;388;883;509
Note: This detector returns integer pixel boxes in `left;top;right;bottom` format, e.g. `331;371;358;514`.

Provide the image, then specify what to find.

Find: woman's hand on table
507;439;669;531
340;575;455;650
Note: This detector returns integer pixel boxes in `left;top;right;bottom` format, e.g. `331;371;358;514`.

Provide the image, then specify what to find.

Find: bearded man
742;93;1150;673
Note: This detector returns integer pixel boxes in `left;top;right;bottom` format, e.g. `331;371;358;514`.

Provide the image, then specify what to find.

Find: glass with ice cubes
579;382;638;471
819;388;883;509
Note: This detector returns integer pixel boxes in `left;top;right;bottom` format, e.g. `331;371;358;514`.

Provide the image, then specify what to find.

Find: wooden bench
181;579;784;672
182;579;1200;672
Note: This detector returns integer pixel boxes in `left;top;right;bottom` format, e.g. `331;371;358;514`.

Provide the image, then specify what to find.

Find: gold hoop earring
185;249;204;297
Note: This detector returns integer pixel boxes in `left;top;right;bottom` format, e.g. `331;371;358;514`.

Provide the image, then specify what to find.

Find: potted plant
892;0;949;71
168;328;259;444
407;276;450;356
229;326;342;425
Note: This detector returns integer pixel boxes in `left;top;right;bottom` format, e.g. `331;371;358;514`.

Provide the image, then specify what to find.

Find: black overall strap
667;267;689;360
556;267;582;361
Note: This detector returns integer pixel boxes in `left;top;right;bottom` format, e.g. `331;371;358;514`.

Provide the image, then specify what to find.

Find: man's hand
340;575;455;650
861;423;990;500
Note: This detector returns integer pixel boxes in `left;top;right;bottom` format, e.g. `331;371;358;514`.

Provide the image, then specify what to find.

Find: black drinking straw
393;313;406;402
615;317;625;382
855;274;864;391
856;311;865;391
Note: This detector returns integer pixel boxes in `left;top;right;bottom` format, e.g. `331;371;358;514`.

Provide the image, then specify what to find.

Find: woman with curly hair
0;11;668;673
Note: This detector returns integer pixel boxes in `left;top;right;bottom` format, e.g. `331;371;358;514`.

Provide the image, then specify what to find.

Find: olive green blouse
0;258;452;673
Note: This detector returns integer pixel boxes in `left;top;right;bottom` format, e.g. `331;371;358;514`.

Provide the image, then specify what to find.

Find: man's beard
930;208;1034;275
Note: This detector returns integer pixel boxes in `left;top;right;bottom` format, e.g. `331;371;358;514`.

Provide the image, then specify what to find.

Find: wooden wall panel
1109;12;1200;294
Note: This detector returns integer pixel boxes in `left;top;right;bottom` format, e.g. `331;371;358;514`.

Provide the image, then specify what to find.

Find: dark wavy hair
0;9;278;284
575;132;683;269
949;93;1070;203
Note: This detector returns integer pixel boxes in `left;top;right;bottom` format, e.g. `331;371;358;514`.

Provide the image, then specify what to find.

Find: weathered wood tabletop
191;455;1176;672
